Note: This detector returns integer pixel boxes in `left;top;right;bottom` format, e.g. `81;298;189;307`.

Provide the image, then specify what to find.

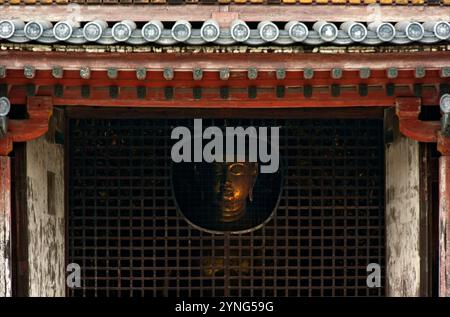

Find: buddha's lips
221;206;245;222
220;200;245;213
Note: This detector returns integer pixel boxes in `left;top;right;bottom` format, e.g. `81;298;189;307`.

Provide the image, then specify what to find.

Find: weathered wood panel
26;135;65;297
0;156;11;297
385;107;422;296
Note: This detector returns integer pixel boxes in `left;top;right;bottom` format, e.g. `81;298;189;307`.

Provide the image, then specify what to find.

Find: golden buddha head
211;161;258;223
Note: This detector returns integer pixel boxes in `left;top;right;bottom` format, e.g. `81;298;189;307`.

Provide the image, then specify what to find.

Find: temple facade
0;1;449;297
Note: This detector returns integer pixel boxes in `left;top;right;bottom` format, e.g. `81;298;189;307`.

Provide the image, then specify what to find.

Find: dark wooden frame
10;143;28;297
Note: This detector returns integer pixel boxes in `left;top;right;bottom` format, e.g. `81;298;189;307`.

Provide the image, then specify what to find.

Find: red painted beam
1;94;406;108
46;97;394;108
4;84;442;108
1;70;447;88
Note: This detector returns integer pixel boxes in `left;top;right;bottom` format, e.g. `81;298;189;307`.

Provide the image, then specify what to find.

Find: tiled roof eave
1;5;449;46
1;20;450;46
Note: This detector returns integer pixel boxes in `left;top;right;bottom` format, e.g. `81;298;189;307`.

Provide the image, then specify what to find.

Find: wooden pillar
0;156;11;297
439;156;450;296
385;107;422;296
396;98;450;296
438;133;450;297
26;133;65;297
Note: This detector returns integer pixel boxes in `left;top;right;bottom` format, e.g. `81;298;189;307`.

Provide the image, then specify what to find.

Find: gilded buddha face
212;161;258;223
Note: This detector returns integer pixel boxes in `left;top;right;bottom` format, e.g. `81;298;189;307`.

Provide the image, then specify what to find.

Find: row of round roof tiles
0;19;450;45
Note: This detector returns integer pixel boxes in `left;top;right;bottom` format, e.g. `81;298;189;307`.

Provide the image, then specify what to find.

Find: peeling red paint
0;97;53;156
396;97;440;143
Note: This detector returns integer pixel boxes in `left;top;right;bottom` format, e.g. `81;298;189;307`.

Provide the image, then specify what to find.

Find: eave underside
0;50;448;108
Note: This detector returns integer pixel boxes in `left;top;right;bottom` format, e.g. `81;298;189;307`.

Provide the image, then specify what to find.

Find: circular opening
171;135;283;234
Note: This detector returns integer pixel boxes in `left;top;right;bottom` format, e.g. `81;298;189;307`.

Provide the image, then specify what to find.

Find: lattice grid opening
68;118;385;297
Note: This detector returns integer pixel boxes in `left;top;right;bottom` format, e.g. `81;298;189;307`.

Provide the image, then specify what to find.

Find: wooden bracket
395;97;450;155
395;97;440;143
0;96;53;156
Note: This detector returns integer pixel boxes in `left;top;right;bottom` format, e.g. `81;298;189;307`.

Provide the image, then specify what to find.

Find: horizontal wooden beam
5;85;441;108
1;80;439;108
1;73;447;88
1;5;449;23
64;106;386;119
50;97;399;108
1;51;449;72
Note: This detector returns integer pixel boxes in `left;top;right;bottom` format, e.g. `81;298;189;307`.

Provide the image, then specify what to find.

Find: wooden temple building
0;0;449;297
